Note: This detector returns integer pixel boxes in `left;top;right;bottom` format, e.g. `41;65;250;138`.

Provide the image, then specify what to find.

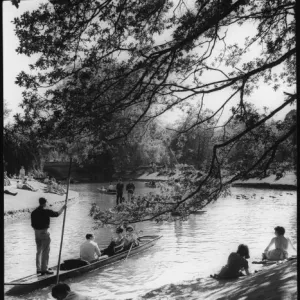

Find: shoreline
4;179;79;222
232;173;297;190
137;259;297;300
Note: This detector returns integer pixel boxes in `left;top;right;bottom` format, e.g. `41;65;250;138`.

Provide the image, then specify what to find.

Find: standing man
116;178;124;205
31;197;66;275
126;179;135;202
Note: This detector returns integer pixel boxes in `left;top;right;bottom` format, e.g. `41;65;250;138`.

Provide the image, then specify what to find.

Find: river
4;182;297;299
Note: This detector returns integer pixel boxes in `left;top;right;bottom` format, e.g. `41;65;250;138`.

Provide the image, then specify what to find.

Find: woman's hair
52;283;70;298
116;227;124;233
237;244;250;259
126;225;134;232
274;226;285;235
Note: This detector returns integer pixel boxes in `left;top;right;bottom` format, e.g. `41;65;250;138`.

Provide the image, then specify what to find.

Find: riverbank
232;173;297;190
137;259;297;300
4;179;79;221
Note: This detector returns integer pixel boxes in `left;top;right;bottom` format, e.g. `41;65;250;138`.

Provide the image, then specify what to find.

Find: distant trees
10;0;296;223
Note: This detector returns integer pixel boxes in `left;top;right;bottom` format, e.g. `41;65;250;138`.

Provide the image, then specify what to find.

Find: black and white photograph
3;0;297;299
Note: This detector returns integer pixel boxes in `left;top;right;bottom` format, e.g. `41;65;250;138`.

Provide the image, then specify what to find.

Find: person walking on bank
31;197;66;275
116;178;124;205
126;180;135;202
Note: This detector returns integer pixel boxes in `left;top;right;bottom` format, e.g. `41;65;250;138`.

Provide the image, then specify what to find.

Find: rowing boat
97;188;117;194
5;235;161;296
145;182;157;188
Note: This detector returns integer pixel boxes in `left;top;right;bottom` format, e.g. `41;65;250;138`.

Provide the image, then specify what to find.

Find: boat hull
97;188;117;194
5;235;161;296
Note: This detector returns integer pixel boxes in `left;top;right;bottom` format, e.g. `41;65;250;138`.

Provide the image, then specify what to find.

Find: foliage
12;0;296;224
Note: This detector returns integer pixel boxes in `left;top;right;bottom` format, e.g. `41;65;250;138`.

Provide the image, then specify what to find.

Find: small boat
97;188;117;194
145;182;157;188
5;235;162;296
189;210;207;215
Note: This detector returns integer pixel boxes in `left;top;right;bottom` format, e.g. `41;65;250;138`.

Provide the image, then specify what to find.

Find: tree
12;0;296;225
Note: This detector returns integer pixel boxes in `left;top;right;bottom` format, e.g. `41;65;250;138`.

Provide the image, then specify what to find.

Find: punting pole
125;242;134;261
56;156;73;284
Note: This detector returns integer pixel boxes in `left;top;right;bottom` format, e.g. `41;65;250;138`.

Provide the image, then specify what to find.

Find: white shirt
80;240;101;262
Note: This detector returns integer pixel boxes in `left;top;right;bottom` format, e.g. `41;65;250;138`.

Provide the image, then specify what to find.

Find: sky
3;0;295;126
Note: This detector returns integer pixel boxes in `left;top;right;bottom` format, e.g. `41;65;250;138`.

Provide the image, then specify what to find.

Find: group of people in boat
31;197;140;278
80;223;139;262
211;226;297;279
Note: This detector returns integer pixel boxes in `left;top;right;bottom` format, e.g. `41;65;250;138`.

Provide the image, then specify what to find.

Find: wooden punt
145;182;157;188
97;188;117;194
5;235;162;296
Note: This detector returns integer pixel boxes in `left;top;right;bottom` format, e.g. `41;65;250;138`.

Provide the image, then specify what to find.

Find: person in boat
101;227;125;256
116;178;124;205
126;180;135;201
31;197;66;275
80;233;102;262
52;282;92;300
107;182;115;192
211;244;251;279
123;225;140;250
263;226;297;261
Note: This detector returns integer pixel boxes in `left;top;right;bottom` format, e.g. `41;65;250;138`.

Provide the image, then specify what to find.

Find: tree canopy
11;0;296;225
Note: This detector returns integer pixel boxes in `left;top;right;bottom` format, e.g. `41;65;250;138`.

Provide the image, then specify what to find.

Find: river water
4;182;297;300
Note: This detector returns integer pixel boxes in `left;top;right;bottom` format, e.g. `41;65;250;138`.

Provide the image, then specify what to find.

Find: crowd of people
4;166;66;196
44;176;66;195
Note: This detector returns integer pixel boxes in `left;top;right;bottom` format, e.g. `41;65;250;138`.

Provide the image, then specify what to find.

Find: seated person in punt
211;244;251;279
80;233;102;263
263;226;297;261
101;227;125;256
123;225;140;250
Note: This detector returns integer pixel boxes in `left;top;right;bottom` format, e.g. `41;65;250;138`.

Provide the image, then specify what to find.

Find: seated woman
211;244;251;279
56;181;66;194
263;226;297;261
101;227;125;257
123;225;140;250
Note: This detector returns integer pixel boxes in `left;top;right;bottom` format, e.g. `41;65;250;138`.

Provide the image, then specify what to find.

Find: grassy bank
138;259;297;300
4;179;79;221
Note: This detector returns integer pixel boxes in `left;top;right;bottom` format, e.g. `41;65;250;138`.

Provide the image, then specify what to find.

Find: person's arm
264;238;275;252
244;268;251;275
94;244;101;258
48;204;66;217
287;238;297;252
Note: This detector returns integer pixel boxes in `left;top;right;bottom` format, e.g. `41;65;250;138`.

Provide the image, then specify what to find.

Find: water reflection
4;183;297;300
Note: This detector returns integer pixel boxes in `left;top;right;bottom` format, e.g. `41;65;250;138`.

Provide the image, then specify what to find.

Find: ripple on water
4;184;297;299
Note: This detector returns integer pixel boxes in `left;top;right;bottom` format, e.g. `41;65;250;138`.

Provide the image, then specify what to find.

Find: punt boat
145;182;157;188
5;235;161;296
97;188;117;194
